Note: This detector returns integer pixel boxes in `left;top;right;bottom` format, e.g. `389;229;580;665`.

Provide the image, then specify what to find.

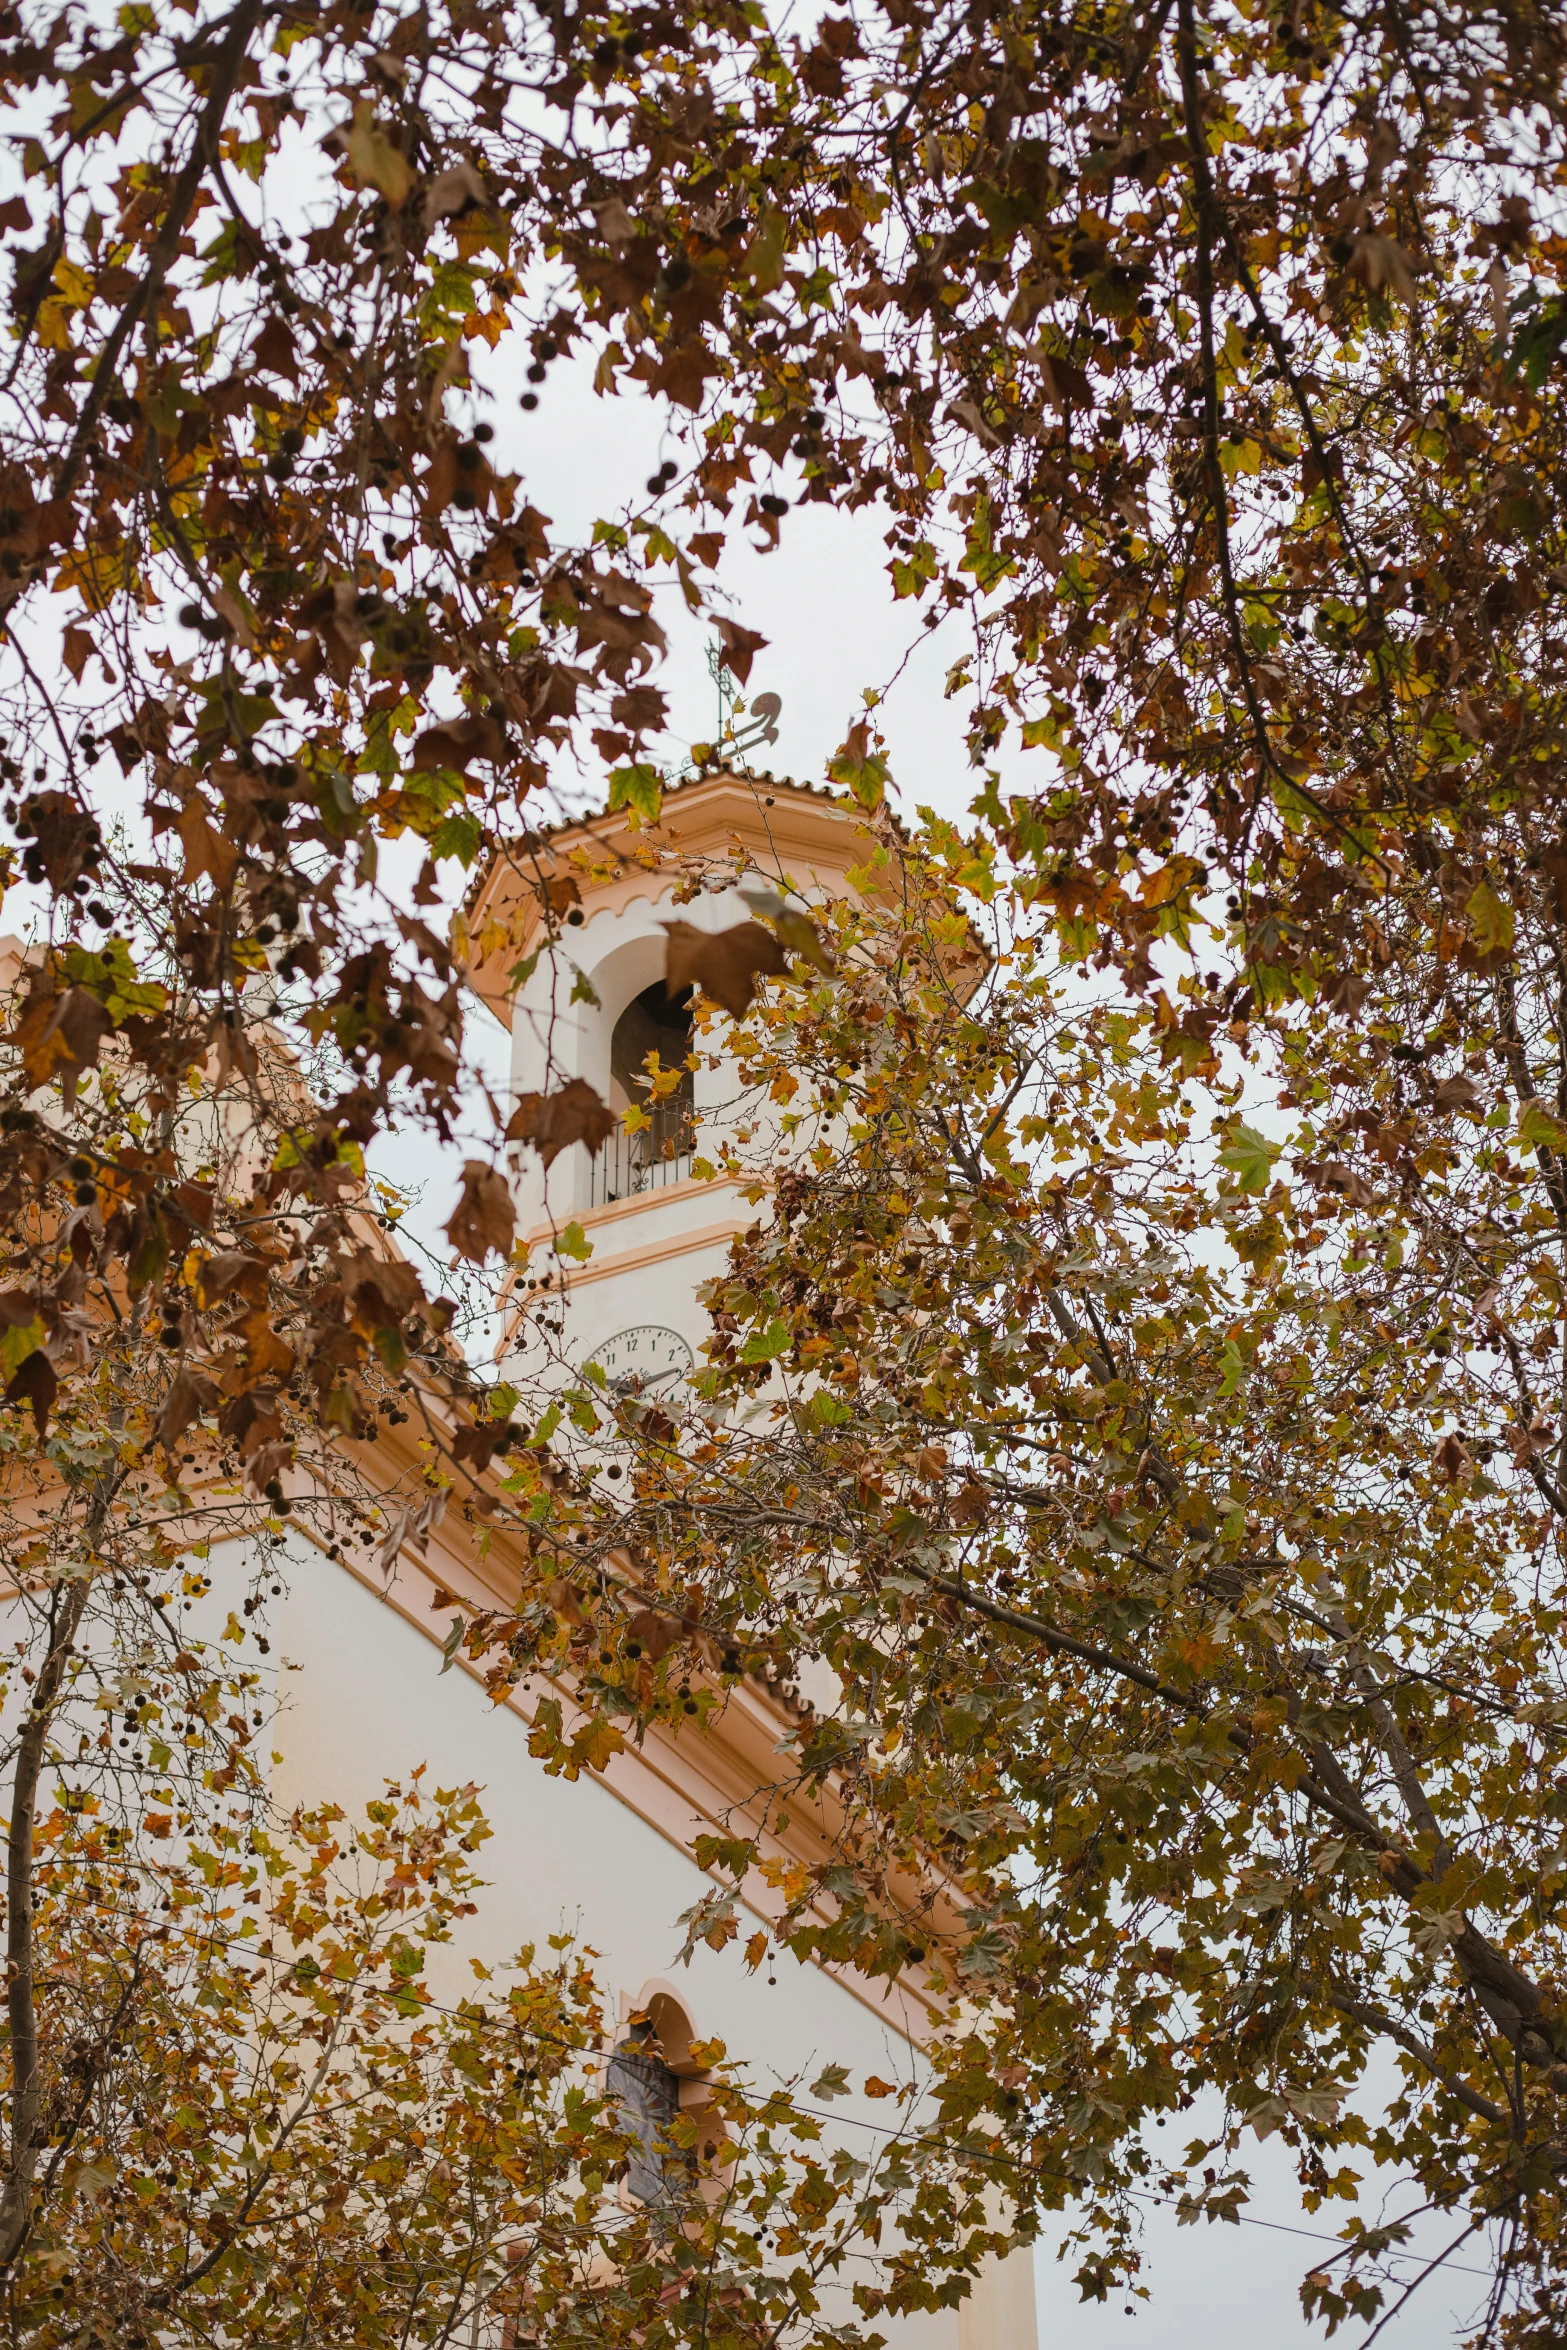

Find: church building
216;769;1038;2350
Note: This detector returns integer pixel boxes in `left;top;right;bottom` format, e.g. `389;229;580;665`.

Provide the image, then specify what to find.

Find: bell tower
462;767;1039;2350
465;768;868;1395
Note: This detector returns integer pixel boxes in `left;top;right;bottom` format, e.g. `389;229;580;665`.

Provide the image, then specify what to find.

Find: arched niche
608;1983;725;2213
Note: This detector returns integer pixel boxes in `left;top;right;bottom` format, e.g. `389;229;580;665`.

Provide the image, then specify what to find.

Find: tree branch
0;1569;91;2273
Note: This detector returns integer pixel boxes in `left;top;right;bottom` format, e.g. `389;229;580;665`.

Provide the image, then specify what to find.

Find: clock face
592;1325;696;1406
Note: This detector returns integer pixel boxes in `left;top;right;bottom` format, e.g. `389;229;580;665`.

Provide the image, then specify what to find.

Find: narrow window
607;2020;693;2210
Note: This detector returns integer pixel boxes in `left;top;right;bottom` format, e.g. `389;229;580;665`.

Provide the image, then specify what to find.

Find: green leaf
739;1318;791;1364
1508;293;1567;387
0;1317;45;1380
607;763;664;825
1218;1122;1279;1195
1519;1100;1567;1155
439;1614;466;1675
556;1222;593;1262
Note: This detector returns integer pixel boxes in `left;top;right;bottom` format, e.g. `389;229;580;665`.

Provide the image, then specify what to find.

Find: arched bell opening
593;980;695;1206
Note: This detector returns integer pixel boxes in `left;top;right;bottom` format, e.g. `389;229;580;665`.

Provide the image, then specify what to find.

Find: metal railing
588;1102;694;1208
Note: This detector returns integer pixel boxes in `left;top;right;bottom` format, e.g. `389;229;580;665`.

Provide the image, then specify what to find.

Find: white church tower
233;768;1035;2350
467;766;863;1400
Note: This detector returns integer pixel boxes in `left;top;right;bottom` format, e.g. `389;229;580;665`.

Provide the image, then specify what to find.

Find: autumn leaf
411;714;507;776
155;1365;217;1453
196;1252;267;1309
607;763;663;825
712;617;768;686
177;796;238;891
5;1347;56;1437
740;888;834;972
422;160;489;228
663;920;787;1018
443;1161;516;1263
237;1307;296;1383
249;313;298;380
1466;878;1514;954
340;105;412;207
1432;1072;1483;1115
1433;1432;1472;1483
505;1078;616;1169
1349;230;1416;304
11;981;113;1101
826;718;889;810
624;1607;682;1662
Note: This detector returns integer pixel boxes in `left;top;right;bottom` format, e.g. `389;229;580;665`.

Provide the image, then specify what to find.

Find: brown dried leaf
249;314;297;380
1350;230;1416;305
1433;1432;1472;1484
505;1078;616;1169
423;161;489;227
712;616;768;686
4;1348;56;1437
625;1607;682;1663
380;1489;447;1577
156;1365;217;1452
663;919;787;1018
219;1388;284;1458
245;1438;294;1496
11;982;114;1100
177;796;239;891
1307;1158;1375;1207
593;196;639;246
237;1306;296;1382
444;1160;516;1263
196;1252;267;1309
338;1251;427;1330
411;714;507;775
1509;1414;1555;1467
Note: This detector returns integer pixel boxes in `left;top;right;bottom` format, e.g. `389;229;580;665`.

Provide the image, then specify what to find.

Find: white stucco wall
184;1526;1033;2350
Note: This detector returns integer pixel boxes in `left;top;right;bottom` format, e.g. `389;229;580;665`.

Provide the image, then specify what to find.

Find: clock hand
613;1362;688;1396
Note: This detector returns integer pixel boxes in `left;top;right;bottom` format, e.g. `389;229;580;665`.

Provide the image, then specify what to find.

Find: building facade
211;770;1037;2350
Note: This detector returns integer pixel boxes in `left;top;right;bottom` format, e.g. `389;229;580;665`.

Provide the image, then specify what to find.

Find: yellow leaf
345;106;411;208
1466;878;1513;954
51;258;93;306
